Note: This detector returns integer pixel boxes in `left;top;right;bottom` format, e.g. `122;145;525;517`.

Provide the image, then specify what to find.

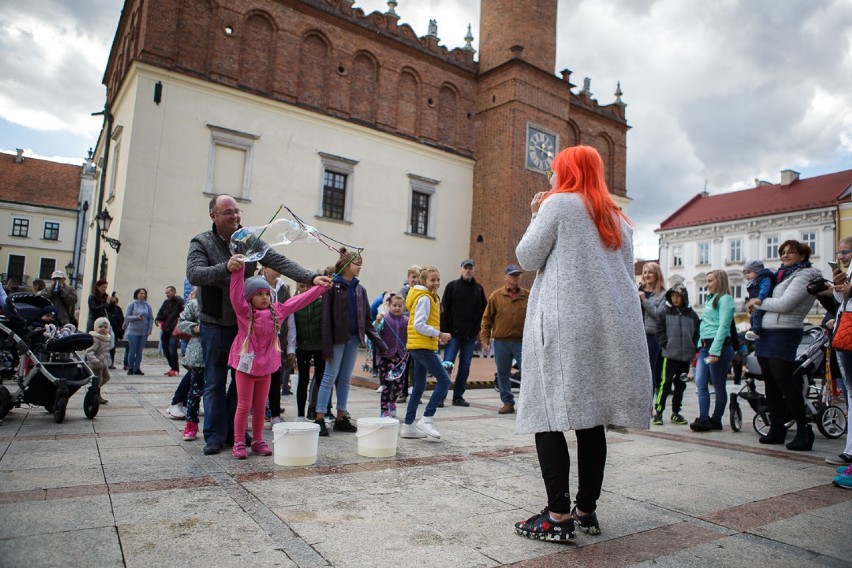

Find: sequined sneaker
571;506;601;535
514;508;575;542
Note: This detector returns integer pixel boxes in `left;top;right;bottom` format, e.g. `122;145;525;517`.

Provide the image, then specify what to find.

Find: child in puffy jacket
653;283;700;426
86;317;113;405
373;293;408;418
743;259;775;338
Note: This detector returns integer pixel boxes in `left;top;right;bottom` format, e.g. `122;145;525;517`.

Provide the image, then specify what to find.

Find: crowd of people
9;146;848;545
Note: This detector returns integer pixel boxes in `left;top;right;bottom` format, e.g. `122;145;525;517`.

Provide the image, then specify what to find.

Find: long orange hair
544;145;630;249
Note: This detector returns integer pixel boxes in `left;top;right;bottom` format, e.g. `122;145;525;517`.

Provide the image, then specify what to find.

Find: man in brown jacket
480;264;529;414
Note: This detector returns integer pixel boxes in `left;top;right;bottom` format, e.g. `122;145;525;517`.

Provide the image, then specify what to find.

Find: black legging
296;348;326;417
757;356;807;427
535;426;607;514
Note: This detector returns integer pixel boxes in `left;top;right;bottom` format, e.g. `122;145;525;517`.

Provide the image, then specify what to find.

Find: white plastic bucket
272;421;320;466
355;417;400;457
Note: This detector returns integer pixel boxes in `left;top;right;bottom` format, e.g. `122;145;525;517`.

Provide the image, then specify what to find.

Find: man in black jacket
441;259;487;406
155;286;184;377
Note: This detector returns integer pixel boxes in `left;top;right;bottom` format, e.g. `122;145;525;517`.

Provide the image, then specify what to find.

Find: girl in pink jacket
229;261;325;459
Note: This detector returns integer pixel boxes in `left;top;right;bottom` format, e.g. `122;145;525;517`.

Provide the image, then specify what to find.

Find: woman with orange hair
513;145;652;543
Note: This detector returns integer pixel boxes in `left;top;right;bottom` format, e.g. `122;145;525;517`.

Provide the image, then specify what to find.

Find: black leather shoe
316;419;329;437
203;442;223;455
452;397;470;407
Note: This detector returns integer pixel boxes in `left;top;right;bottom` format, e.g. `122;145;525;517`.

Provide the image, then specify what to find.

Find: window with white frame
766;235;780;259
729;238;742;263
801;231;817;256
407;174;438;237
205;125;258;200
43;221;60;241
697;285;709;305
698;242;710;265
731;284;743;299
106;123;123;200
672;244;683;268
318;152;358;223
11;218;29;237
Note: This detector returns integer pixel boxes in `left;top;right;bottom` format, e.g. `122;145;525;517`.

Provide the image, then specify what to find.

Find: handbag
831;299;852;352
171;325;192;341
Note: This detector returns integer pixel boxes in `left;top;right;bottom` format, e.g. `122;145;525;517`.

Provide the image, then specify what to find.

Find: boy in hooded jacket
653;283;700;425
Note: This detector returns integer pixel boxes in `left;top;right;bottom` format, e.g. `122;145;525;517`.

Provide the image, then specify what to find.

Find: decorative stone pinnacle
428;19;438;38
581;77;592;95
614;81;624;105
463;23;474;51
386;0;397;16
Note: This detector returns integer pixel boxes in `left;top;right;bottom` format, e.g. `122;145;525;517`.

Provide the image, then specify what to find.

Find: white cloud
3;0;851;261
0;148;85;166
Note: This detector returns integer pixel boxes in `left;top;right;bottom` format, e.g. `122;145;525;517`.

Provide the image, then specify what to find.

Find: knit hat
41;306;58;318
244;276;272;302
94;317;111;329
743;260;764;273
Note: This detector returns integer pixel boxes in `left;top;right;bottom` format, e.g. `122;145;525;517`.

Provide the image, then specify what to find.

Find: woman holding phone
828;237;852;469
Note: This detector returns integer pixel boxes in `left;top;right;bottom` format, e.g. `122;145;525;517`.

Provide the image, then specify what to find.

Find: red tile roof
0;153;81;210
657;169;852;231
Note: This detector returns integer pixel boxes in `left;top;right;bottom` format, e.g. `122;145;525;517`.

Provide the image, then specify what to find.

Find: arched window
240;13;275;92
298;32;329;109
397;69;419;136
176;0;213;70
437;85;458;146
350;52;378;123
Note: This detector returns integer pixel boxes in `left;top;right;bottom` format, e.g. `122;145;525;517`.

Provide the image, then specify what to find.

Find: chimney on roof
15;148;24;163
781;169;800;186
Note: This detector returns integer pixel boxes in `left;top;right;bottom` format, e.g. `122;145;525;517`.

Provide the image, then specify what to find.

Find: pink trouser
234;371;271;444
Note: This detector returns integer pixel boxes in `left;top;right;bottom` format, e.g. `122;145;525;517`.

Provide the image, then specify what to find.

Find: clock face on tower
526;125;557;172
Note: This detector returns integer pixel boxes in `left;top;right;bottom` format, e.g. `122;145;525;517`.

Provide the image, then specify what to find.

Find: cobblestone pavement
0;350;849;567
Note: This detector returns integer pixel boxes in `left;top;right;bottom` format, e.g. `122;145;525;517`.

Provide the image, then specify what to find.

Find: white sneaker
744;331;758;341
165;404;186;420
294;417;306;422
416;416;441;439
399;423;426;438
376;385;385;393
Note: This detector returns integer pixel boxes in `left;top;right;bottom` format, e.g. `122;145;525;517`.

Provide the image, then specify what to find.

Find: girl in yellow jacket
401;266;452;439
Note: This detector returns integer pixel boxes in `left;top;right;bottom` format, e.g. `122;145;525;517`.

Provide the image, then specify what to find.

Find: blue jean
493;340;521;405
201;323;238;445
443;336;476;399
170;371;192;405
185;366;205;424
316;336;360;415
126;334;146;371
405;349;452;424
160;330;179;371
694;345;735;422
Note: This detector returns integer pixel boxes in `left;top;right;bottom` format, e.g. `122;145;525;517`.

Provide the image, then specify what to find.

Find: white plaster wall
81;64;474;331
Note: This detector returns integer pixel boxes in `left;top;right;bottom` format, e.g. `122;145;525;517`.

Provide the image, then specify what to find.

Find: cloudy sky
2;0;851;259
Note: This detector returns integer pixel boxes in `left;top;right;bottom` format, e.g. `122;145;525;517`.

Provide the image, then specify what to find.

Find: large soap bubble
229;218;321;262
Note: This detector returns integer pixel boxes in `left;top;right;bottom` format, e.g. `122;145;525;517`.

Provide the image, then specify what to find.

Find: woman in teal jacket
690;270;735;432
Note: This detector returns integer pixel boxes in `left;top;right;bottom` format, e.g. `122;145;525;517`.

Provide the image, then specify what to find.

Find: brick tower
472;0;562;293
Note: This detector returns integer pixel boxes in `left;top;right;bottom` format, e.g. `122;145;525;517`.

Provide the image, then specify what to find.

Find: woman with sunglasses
748;240;819;450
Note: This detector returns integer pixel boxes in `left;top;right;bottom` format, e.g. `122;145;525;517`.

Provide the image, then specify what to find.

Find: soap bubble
230;218;321;262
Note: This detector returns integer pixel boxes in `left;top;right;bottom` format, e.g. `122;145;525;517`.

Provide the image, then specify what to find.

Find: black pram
0;293;100;423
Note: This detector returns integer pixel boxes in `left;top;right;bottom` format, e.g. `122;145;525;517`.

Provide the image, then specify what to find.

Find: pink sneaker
182;421;198;441
232;441;247;459
251;440;272;456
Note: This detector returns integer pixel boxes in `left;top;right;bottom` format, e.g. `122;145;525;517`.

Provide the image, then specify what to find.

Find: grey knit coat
514;193;652;433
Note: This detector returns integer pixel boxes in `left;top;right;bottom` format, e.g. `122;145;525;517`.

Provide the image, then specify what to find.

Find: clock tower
471;0;628;294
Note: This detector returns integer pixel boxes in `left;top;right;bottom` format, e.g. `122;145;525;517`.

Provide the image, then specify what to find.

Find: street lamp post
95;208;121;254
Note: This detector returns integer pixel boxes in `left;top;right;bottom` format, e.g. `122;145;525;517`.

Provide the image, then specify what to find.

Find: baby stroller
728;324;846;439
0;293;100;424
